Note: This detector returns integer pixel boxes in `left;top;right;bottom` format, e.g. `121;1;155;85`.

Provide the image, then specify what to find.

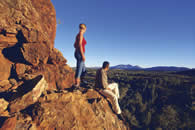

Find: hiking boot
72;84;80;90
81;80;88;85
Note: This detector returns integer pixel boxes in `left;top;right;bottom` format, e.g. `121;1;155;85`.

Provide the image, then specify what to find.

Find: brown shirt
95;68;108;90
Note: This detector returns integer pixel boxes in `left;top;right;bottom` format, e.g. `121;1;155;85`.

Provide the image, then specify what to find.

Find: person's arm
78;33;85;61
101;70;108;89
74;35;78;48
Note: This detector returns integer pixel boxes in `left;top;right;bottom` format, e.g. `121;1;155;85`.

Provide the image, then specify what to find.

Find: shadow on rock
0;75;43;102
2;30;31;65
0;116;8;128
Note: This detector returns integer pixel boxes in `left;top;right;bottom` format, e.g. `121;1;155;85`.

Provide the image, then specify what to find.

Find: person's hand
82;56;85;62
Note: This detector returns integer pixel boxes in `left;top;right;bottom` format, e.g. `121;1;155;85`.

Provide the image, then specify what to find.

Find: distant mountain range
110;64;143;70
110;64;192;71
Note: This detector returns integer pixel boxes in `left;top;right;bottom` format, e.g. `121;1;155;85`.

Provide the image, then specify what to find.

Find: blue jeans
75;50;86;78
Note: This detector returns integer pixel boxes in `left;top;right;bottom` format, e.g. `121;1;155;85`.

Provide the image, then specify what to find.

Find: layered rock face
0;0;74;89
0;0;56;48
0;0;129;129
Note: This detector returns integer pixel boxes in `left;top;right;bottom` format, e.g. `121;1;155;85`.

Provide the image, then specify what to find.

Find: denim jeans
74;50;86;78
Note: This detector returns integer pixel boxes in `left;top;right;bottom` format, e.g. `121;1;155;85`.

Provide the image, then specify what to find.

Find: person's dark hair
102;61;110;69
79;23;86;29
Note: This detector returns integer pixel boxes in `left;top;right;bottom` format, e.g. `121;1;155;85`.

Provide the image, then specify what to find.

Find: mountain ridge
110;64;191;71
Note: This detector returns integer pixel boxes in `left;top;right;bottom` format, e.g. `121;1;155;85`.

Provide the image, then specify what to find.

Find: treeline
108;70;195;129
84;69;195;129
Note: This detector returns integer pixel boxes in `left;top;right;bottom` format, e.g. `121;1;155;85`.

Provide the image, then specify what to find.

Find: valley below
82;69;195;129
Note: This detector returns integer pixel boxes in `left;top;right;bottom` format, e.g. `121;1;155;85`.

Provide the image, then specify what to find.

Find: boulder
15;63;31;76
0;80;12;92
21;43;50;66
0;34;18;48
9;75;48;114
48;48;67;65
55;64;75;90
0;116;17;130
0;50;12;80
0;98;9;115
28;64;75;90
84;88;102;99
0;80;10;87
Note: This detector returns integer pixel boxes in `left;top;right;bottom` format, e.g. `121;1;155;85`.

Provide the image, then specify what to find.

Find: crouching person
95;61;121;114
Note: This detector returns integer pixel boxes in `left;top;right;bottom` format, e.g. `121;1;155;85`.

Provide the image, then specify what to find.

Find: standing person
74;23;87;87
95;61;122;114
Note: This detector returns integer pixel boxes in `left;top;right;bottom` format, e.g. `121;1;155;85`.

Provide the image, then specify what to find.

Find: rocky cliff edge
0;0;129;129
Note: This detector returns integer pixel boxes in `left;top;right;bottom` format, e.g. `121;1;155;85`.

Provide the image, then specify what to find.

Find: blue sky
51;0;195;68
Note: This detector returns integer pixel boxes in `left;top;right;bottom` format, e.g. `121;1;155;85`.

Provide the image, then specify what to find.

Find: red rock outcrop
0;116;17;130
0;0;74;90
9;75;48;114
0;0;56;49
0;50;12;80
1;89;128;130
0;98;9;116
0;0;129;129
21;42;50;66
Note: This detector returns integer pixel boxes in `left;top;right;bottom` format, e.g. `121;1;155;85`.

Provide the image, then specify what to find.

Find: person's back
95;68;108;90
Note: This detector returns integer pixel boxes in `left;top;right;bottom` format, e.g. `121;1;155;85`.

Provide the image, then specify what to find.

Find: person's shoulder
101;68;106;74
78;32;84;36
77;32;83;38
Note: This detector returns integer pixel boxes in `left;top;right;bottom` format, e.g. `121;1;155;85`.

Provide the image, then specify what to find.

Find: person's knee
112;83;118;87
112;83;119;90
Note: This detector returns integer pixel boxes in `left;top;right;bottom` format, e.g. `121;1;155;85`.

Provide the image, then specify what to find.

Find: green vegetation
83;69;195;129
